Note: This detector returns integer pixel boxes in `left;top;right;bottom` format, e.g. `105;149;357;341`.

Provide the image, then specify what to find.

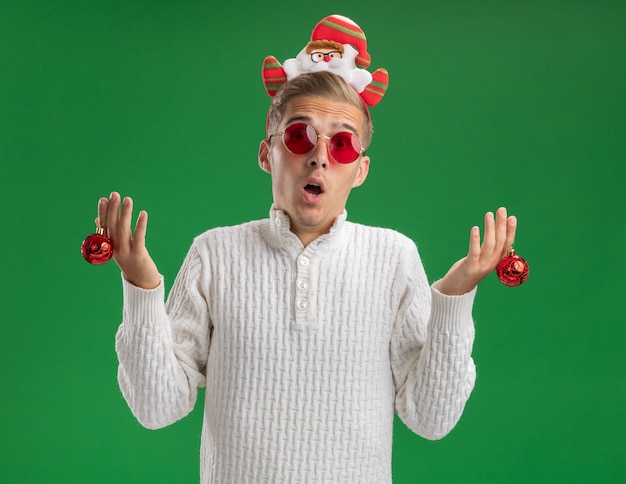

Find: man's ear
258;139;272;174
351;155;370;188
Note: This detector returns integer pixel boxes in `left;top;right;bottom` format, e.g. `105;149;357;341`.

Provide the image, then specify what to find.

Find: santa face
300;47;346;72
295;44;359;78
258;96;370;246
282;40;372;94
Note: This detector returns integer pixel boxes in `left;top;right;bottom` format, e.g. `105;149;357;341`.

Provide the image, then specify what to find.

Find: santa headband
261;14;389;121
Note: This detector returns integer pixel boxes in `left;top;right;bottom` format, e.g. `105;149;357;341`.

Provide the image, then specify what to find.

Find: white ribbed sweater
116;208;477;483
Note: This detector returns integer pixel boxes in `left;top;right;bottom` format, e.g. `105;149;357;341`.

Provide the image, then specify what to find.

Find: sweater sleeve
390;242;477;440
115;242;211;430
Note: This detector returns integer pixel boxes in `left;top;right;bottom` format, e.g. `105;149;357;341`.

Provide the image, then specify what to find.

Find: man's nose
323;54;331;63
308;136;330;168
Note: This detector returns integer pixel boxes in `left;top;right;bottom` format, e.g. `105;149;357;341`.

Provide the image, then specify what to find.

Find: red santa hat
310;15;371;69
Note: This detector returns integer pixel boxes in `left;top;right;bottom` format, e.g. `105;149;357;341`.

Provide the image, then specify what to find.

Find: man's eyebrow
284;115;312;126
336;122;359;135
284;116;359;135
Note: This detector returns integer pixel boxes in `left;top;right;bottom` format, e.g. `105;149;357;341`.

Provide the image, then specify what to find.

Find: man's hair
267;71;373;149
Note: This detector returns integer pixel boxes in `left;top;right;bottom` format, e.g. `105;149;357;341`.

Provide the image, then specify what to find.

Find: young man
99;70;517;482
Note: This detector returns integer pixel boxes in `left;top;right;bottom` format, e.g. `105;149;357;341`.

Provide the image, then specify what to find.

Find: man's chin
292;206;328;229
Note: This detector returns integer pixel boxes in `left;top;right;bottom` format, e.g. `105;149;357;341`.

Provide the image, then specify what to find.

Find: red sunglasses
270;123;364;164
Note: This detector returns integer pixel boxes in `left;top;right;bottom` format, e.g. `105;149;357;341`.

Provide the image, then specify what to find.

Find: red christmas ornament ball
81;233;114;265
496;253;529;287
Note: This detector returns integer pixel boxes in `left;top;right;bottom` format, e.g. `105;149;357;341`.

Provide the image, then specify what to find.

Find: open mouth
304;183;323;196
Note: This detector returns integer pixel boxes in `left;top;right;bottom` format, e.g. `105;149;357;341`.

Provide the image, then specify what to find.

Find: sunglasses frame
269;122;365;164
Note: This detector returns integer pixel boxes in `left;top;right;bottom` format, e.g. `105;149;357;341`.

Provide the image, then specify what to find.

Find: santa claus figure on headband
283;37;373;94
262;14;389;107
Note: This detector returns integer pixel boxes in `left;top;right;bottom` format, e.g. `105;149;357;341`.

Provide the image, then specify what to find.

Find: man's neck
291;224;330;247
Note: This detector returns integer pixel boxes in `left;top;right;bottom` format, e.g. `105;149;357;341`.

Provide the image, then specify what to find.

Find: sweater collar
264;206;348;251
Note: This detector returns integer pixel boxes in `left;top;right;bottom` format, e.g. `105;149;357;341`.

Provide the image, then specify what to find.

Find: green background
1;0;624;482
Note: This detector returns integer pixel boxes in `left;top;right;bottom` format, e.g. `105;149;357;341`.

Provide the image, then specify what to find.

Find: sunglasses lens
330;131;361;163
280;123;362;163
283;123;316;154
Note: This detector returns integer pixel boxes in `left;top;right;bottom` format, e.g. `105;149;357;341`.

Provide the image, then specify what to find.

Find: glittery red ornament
81;227;113;265
496;249;529;287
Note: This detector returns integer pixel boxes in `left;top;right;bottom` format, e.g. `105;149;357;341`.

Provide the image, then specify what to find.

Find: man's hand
438;207;517;296
97;192;161;289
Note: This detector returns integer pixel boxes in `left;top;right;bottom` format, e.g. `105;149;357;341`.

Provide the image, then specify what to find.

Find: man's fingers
103;192;135;256
118;196;134;244
106;192;121;238
97;197;109;229
505;216;517;254
133;210;148;247
468;225;481;259
495;207;508;253
482;211;496;253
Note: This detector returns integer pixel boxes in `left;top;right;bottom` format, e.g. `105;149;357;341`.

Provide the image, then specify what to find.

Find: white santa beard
309;62;329;72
